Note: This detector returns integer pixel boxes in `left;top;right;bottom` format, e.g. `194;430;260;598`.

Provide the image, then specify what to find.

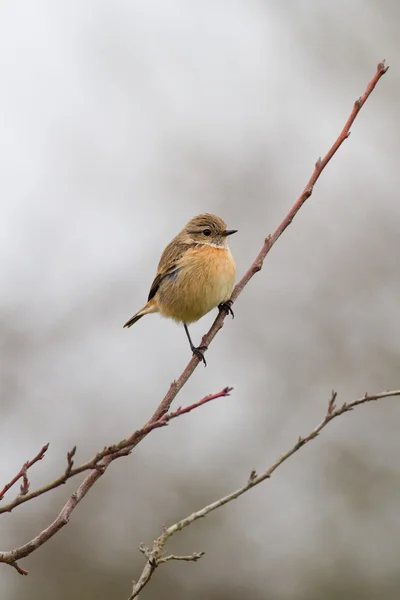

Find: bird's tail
123;299;158;328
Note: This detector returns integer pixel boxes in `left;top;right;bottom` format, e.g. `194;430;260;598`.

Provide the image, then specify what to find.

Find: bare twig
19;468;29;497
0;61;388;579
146;60;389;425
0;387;232;572
129;388;400;599
65;446;77;476
157;387;233;425
158;552;205;564
0;388;232;515
9;561;28;576
0;444;49;501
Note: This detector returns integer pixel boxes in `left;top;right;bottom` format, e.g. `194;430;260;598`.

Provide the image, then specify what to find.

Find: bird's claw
219;300;234;319
191;345;208;367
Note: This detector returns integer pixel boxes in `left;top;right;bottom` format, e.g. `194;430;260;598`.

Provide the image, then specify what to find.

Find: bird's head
183;213;237;248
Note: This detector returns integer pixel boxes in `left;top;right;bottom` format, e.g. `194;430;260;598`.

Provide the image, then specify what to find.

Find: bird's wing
147;239;193;301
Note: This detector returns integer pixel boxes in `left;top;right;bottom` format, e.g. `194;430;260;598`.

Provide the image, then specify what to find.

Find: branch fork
0;61;390;599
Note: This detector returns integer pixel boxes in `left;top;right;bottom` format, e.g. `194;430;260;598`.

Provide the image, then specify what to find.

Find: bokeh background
1;1;400;598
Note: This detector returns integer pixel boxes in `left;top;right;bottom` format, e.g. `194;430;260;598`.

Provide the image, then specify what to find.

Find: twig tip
248;468;257;483
223;386;234;395
378;59;389;74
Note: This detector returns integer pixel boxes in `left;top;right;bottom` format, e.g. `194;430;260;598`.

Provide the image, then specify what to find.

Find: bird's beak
223;229;238;236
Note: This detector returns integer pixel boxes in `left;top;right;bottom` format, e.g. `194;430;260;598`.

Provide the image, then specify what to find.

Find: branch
0;387;231;574
0;60;388;578
0;444;49;501
145;60;389;425
158;552;205;564
0;387;232;515
129;388;400;599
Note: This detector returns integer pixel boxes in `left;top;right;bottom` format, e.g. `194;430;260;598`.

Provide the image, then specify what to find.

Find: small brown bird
123;213;237;365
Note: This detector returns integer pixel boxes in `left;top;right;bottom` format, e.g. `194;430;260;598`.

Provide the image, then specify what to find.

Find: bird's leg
183;323;207;366
219;299;234;319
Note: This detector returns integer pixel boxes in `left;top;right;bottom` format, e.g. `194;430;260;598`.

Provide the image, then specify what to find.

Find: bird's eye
203;229;211;236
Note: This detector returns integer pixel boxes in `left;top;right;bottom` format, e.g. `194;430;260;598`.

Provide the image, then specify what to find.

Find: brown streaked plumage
123;214;237;365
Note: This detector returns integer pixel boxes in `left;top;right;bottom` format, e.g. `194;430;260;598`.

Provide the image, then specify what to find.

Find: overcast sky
1;2;400;599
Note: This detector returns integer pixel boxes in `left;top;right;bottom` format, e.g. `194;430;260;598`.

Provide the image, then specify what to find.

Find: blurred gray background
1;1;399;599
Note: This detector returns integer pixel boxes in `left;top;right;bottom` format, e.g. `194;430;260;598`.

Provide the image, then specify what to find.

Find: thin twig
145;60;389;426
128;388;400;599
158;552;205;564
0;61;388;579
0;388;232;515
0;444;49;501
0;387;232;572
10;561;28;576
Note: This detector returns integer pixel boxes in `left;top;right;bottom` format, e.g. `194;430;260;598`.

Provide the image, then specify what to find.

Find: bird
123;213;237;366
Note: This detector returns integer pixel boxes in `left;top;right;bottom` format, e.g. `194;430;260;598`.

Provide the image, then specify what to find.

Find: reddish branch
0;61;388;577
146;386;233;428
0;387;232;574
0;388;232;515
0;444;49;501
148;60;389;424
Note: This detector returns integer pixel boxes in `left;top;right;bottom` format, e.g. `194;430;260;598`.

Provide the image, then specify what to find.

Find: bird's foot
219;300;234;319
191;344;208;367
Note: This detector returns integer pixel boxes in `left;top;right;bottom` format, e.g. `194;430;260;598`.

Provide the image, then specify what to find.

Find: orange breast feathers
157;244;236;324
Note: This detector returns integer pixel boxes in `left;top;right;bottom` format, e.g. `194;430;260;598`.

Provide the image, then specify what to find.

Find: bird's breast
158;245;236;323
